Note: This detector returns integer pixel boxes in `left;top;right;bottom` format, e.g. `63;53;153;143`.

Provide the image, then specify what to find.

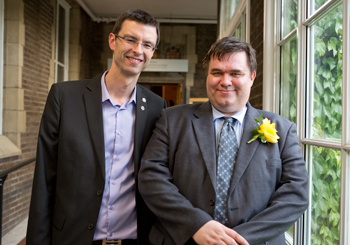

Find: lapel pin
142;98;146;103
141;106;145;111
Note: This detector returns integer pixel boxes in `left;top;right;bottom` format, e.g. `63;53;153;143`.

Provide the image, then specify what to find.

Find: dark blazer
138;101;309;245
27;73;166;245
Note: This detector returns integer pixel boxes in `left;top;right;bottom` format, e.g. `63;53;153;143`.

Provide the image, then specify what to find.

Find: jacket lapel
192;101;217;188
228;103;261;195
83;74;106;179
133;84;148;174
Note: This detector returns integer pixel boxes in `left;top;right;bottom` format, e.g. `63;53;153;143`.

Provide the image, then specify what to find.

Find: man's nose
220;74;232;86
132;42;143;54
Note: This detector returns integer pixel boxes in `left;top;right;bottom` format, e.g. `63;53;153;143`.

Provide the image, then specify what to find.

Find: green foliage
311;146;341;245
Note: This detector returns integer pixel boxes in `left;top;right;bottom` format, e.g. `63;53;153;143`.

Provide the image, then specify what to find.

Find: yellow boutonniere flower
247;114;280;144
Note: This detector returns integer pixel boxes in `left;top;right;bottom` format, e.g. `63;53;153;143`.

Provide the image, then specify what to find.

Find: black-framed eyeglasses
114;34;156;51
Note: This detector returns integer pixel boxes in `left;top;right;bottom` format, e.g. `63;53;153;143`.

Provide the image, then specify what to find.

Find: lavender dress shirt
94;71;137;240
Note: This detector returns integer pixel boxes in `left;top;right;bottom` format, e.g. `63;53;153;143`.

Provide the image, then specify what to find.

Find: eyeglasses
114;34;156;51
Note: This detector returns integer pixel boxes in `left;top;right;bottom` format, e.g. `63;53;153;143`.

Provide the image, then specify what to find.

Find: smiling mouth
218;90;235;93
127;56;143;63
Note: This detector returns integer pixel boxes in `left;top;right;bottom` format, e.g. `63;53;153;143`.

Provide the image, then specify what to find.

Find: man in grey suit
138;37;309;245
27;9;166;245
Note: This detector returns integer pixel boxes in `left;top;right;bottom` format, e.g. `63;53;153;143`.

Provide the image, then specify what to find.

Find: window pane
56;64;65;83
57;5;66;63
223;0;240;30
280;36;297;123
280;0;297;39
309;5;342;141
309;145;341;244
234;23;242;40
310;0;329;16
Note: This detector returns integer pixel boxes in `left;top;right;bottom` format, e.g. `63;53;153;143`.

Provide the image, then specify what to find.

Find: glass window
233;23;242;40
280;37;297;123
219;0;249;42
309;145;341;244
308;5;343;141
222;0;241;31
57;5;66;64
280;0;297;39
266;0;348;244
55;0;70;83
310;0;330;15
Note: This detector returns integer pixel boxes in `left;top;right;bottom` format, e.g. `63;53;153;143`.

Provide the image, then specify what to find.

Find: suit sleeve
26;84;60;245
138;109;213;245
234;122;309;244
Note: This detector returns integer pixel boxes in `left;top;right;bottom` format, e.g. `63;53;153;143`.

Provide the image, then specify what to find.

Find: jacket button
209;199;215;206
97;190;103;196
88;223;94;230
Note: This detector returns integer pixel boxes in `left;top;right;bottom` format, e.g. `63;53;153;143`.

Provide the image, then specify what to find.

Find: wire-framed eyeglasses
115;34;156;51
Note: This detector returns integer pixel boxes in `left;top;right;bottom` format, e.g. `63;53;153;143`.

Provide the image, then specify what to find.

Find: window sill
0;135;21;159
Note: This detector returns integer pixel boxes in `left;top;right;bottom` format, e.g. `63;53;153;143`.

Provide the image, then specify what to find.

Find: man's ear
108;33;116;51
250;71;256;87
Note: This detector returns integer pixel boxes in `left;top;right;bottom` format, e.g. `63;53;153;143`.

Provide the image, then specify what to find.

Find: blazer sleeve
26;84;60;245
233;122;309;244
138;109;213;245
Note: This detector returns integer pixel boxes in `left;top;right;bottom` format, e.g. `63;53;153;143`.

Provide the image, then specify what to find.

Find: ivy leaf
315;39;326;56
324;91;331;104
315;78;324;95
335;76;342;90
328;37;338;57
336;60;342;76
333;103;342;115
318;66;332;80
335;21;342;35
323;57;337;70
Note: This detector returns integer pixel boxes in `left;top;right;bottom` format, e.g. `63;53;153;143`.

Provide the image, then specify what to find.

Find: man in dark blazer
138;37;309;245
27;9;166;245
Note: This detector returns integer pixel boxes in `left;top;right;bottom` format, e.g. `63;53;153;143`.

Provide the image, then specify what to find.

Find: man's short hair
112;9;160;47
203;37;257;75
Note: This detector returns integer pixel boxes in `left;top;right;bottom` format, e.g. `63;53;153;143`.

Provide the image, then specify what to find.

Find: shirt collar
211;105;247;125
101;70;137;106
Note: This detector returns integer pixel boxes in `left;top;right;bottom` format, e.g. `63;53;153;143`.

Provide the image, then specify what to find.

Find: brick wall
191;24;217;98
249;0;264;109
89;21;106;78
0;0;54;235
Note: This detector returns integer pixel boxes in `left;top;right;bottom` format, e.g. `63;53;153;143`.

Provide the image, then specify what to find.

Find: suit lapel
228;103;261;195
133;84;148;174
83;74;106;179
192;102;217;188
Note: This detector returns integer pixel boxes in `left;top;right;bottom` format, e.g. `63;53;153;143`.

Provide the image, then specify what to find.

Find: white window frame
219;0;250;42
54;0;70;83
264;0;350;244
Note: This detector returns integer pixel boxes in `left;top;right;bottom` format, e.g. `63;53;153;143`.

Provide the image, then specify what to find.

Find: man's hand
192;220;249;245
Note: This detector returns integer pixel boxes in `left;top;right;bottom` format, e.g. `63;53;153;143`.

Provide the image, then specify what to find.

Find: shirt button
118;131;121;135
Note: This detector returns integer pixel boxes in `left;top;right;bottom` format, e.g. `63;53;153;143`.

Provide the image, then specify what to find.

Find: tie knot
224;117;235;124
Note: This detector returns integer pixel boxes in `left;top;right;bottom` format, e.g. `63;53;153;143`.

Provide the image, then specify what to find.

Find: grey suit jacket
27;73;166;245
138;101;309;245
